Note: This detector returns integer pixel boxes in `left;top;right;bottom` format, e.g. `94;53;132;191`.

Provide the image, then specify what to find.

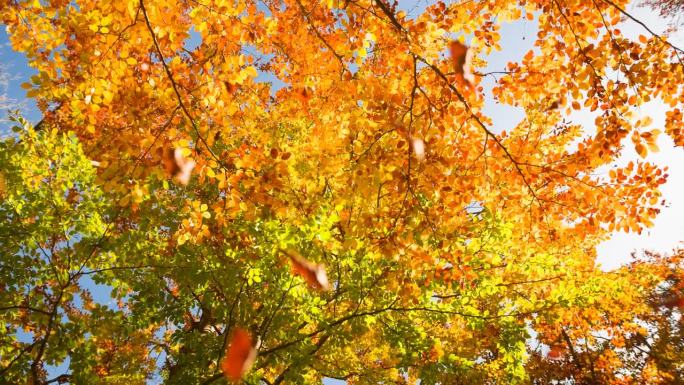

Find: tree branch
601;0;684;63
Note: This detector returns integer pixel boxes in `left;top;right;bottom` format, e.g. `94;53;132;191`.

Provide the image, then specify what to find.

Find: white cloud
0;64;28;127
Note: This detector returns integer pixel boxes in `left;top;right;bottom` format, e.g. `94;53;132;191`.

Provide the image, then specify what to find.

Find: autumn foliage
0;0;683;384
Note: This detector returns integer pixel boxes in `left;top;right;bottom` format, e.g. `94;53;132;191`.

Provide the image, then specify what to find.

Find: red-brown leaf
284;249;331;291
221;328;257;382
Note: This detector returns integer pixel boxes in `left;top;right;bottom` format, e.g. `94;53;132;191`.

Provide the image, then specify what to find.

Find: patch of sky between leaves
182;24;289;95
184;26;203;52
461;8;683;272
76;275;116;309
0;28;39;135
479;16;539;134
14;329;71;382
399;2;539;134
590;5;684;270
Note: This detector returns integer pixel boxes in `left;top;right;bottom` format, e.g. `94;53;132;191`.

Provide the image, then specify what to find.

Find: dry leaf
221;328;257;382
412;137;425;161
283;249;331;291
449;41;475;87
164;147;196;186
547;345;563;360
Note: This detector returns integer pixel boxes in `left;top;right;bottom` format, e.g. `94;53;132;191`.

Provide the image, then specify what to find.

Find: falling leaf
283;249;331;291
663;295;684;310
412;137;425;161
221;328;257;382
66;188;79;204
182;311;195;331
296;87;313;104
163;147;196;186
449;41;475;87
547;345;563;360
224;81;238;94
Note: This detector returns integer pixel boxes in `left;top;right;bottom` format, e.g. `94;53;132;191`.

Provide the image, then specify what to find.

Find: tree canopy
0;0;682;384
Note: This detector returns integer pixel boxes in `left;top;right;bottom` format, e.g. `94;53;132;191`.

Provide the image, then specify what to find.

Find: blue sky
1;1;682;383
0;28;39;134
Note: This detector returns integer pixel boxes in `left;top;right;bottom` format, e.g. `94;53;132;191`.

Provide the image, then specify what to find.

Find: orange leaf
283;249;331;291
224;81;238;94
548;345;563;360
449;41;475;87
221;328;257;382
